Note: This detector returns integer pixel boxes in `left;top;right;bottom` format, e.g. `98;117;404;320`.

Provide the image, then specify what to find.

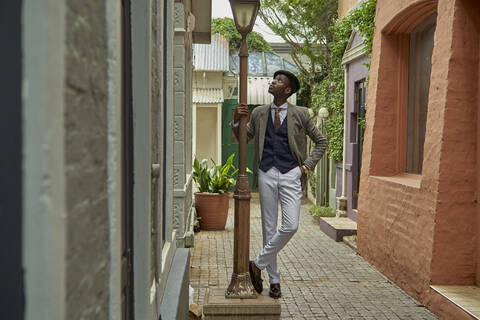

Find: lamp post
226;0;260;299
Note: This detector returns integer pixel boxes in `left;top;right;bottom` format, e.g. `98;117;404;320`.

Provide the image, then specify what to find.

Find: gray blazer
233;103;327;188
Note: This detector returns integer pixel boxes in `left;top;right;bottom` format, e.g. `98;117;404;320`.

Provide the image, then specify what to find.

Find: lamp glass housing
319;107;329;119
230;0;260;34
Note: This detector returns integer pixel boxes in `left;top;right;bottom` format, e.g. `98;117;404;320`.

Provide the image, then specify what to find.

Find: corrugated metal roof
193;88;224;103
246;77;297;105
193;34;229;71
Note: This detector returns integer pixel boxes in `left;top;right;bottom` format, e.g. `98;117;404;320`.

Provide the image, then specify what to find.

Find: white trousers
254;166;303;284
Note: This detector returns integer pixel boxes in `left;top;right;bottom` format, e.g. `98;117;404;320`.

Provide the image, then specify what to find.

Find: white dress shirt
270;102;288;125
232;102;288;127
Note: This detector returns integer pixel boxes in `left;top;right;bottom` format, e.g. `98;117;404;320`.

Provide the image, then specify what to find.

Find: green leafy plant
211;18;273;53
193;153;238;194
309;204;336;219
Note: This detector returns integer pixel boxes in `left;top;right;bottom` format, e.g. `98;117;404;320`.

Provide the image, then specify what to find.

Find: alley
190;195;438;319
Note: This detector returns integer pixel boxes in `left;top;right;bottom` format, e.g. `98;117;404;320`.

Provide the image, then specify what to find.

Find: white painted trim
344;29;357;52
342;66;348;198
192;103;197;160
342;30;367;65
217;102;222;164
154;0;165;301
22;1;66;319
164;0;175;242
131;0;155;319
342;43;367;65
197;104;220;107
157;232;178;300
173;173;193;197
329;158;338;210
106;0;123;319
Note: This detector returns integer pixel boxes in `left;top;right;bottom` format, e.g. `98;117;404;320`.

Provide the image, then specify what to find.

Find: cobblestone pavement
190;195;438;319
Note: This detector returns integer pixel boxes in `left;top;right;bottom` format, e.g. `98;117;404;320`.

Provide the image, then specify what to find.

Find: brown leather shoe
269;283;281;299
249;261;263;294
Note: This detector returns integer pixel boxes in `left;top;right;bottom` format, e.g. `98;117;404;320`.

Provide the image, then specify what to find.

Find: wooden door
352;80;366;210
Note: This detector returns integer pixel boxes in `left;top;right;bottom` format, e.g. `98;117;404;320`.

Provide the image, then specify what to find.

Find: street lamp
226;0;260;299
319;107;329;120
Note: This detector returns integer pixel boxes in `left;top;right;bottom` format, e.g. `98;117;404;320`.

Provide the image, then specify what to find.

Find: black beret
273;70;300;94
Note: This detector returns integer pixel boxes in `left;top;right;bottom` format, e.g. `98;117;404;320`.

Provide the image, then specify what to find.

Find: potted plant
192;153;237;230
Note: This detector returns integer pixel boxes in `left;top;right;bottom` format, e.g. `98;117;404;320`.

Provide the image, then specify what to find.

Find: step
203;288;281;319
431;285;480;319
319;217;357;242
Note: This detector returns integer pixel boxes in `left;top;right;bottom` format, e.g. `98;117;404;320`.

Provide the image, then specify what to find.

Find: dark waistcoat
259;111;298;174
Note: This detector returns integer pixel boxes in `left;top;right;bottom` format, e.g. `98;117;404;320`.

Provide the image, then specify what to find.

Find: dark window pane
406;14;436;174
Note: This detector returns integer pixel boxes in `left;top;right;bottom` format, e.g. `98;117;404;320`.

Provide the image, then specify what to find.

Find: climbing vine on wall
310;0;376;162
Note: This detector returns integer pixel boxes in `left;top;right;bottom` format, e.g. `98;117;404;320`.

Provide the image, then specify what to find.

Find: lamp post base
225;272;257;298
205;288;281;320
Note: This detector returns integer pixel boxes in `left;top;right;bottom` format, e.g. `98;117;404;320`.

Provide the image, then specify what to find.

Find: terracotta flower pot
194;192;229;230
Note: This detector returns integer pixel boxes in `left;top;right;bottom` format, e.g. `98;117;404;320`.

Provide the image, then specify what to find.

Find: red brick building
358;0;480;318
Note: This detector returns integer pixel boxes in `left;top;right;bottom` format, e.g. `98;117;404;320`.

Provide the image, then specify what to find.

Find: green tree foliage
261;0;376;162
260;0;338;105
211;17;273;53
311;0;376;162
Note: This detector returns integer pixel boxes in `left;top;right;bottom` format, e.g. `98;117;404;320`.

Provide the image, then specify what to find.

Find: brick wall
358;0;480;318
430;0;479;285
338;0;361;19
358;0;440;300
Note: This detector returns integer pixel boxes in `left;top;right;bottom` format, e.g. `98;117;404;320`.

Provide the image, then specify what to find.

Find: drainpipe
336;65;348;217
316;115;322;206
318;107;329;207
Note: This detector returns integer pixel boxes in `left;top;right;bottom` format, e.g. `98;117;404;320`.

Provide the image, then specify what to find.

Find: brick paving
190;195;438;319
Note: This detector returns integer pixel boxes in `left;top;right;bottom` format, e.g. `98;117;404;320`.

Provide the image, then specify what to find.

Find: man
231;70;327;299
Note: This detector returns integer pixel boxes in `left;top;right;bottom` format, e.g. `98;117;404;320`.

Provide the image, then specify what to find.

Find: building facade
336;30;370;221
0;0;211;319
193;34;230;165
357;0;480;318
317;0;367;214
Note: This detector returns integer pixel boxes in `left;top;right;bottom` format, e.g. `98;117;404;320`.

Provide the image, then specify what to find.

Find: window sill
370;173;421;189
431;285;480;319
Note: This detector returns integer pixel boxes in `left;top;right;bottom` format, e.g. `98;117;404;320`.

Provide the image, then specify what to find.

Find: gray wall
22;0;67;319
64;1;110;318
21;0;198;319
131;0;156;316
63;0;133;317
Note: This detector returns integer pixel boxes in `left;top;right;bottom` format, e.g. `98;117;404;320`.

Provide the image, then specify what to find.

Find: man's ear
285;86;292;96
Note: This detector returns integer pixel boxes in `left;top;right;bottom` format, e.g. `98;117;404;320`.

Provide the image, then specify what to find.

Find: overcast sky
211;0;285;43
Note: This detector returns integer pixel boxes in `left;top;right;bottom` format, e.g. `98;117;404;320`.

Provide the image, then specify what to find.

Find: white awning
193;88;224;104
